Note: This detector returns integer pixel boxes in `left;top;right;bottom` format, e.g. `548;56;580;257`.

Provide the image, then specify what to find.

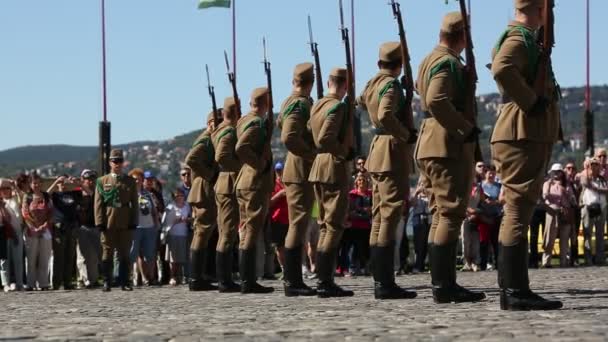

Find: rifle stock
339;0;356;157
390;1;414;111
308;15;324;100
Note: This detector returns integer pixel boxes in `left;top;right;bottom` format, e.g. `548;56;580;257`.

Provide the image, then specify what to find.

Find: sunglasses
110;159;124;164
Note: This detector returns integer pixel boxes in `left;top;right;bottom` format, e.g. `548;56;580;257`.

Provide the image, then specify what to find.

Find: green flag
198;0;231;9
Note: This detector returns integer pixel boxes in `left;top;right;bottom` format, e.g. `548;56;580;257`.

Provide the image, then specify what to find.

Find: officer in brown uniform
235;87;275;294
94;149;138;292
278;63;317;297
185;112;221;291
490;0;562;310
211;98;242;293
415;12;485;304
308;68;354;298
358;42;417;300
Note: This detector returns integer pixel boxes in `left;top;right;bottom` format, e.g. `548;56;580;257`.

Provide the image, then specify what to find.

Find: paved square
1;268;607;341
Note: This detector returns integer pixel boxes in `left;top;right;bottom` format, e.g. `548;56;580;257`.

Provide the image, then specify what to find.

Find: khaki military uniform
279;92;315;249
211;121;241;253
94;173;138;261
415;45;476;246
359;69;414;247
308;93;350;253
185;129;218;251
235;112;273;250
490;21;560;290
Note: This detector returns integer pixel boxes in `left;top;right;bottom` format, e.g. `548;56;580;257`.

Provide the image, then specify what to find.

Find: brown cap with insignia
109;149;124;161
379;42;402;63
250;87;269;104
514;0;543;9
293;63;314;82
441;12;465;33
329;67;347;79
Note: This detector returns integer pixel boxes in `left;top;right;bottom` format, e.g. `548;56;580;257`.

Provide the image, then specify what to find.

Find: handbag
587;203;602;218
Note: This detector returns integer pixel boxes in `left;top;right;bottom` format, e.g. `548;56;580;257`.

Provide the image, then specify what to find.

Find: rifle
205;64;220;126
262;37;274;148
338;0;355;157
224;50;241;119
457;0;483;162
308;15;324;101
390;0;414;117
534;0;564;143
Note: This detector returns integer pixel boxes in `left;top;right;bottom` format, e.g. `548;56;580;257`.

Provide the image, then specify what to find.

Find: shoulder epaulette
325;101;344;117
429;58;464;90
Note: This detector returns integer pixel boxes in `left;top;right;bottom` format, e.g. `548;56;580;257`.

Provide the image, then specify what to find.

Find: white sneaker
9;283;17;291
472;264;479;272
486;263;494;271
461;263;472;272
3;286;10;293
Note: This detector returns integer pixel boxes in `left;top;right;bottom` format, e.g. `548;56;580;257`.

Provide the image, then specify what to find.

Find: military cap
514;0;543;9
223;97;237;113
379;42;402;63
441;12;465;33
109;149;124;161
329;67;347;79
294;63;314;82
250;87;269;104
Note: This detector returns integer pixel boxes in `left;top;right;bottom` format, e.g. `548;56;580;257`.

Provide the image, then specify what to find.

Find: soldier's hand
528;96;548;117
464;127;482;143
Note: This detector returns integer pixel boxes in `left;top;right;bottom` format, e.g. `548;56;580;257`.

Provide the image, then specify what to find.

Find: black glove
96;224;106;232
464;127;482;143
406;129;419;144
528;96;548;117
128;224;137;231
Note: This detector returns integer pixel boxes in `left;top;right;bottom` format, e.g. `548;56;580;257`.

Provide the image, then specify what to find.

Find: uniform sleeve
378;84;410;142
280;112;315;162
426;68;474;142
318;105;348;158
491;35;538;112
235;124;266;171
94;179;105;227
215;131;240;170
185;141;215;180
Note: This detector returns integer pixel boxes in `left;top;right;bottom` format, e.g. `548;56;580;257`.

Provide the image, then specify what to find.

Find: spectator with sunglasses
76;169;101;289
179;168;192;200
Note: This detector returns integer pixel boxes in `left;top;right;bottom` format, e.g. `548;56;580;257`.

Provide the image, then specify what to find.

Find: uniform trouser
25;235;52;288
284;182;314;249
0;234;24;287
369;173;407;248
237;189;270;250
313;182;349;253
52;224;78;287
190;187;217;252
492;141;552;290
542;213;571;267
417;147;474;246
215;193;239;253
101;229;133;263
77;225;101;285
582;206;606;265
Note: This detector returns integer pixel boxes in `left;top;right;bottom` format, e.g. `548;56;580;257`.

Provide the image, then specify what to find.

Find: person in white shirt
0;179;25;291
161;188;192;286
580;157;608;265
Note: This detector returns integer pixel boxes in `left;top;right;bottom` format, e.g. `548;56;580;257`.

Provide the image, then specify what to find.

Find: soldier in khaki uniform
308;68;354;298
94;149;138;292
415;12;485;304
235;87;275;294
358;42;417;300
211;98;241;293
185;112;220;291
278;63;317;297
490;0;562;310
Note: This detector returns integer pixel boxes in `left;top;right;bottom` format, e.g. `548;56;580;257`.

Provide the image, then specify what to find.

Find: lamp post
99;0;111;174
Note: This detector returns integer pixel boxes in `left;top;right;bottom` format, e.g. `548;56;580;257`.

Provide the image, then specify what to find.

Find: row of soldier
95;0;563;310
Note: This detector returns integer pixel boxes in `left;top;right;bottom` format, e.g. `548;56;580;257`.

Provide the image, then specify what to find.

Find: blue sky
0;0;605;151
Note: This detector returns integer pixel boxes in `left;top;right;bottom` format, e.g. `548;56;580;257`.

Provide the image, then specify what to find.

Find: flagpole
99;0;111;175
232;0;236;82
351;0;355;89
102;0;107;122
585;0;590;112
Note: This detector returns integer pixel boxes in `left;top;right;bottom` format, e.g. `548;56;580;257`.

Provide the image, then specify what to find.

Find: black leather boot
499;243;562;310
102;260;113;292
283;246;317;297
240;249;274;294
189;249;217;291
216;251;240;293
316;250;354;298
372;245;417;300
431;243;485;303
119;261;133;291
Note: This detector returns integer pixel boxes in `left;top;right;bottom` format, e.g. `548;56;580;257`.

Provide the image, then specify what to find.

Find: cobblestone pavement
1;267;608;341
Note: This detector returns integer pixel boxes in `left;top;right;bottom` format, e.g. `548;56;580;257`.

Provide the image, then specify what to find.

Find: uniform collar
377;69;395;78
110;173;118;178
325;93;342;101
291;90;309;98
509;20;535;32
434;45;462;60
247;110;265;119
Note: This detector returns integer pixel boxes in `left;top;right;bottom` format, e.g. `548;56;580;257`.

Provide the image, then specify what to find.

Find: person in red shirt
270;162;289;272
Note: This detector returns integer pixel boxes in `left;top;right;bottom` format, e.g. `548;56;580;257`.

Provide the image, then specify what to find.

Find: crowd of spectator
2;149;608;292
